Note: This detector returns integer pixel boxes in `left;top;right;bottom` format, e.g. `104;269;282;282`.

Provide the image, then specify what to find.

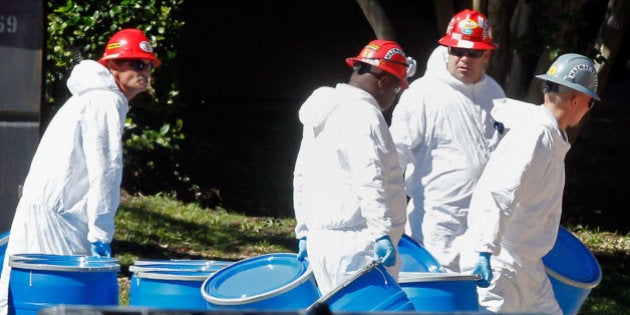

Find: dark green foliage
45;0;196;198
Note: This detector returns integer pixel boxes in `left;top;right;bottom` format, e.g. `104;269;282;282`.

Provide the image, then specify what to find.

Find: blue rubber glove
91;241;112;258
473;252;492;288
374;235;396;267
296;237;307;261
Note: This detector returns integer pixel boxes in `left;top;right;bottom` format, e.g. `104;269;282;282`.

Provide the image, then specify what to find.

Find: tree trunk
569;0;629;143
486;0;518;88
355;0;396;40
510;1;543;102
432;0;455;34
525;1;590;104
590;0;629;94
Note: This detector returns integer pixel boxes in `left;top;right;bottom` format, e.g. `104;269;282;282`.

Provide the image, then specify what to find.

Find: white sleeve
82;93;126;243
468;125;545;254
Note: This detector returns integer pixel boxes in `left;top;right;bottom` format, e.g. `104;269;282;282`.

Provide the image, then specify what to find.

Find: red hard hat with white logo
438;9;497;50
345;39;415;89
98;28;161;68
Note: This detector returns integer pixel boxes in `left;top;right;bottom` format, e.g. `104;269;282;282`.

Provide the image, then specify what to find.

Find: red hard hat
438;9;497;50
98;28;161;68
345;39;411;89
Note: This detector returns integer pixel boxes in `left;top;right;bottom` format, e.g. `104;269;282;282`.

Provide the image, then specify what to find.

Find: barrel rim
135;270;212;281
130;261;232;273
9;259;120;272
543;226;603;288
133;259;234;266
9;253;119;263
201;252;315;305
130;264;207;273
398;271;480;283
545;265;602;289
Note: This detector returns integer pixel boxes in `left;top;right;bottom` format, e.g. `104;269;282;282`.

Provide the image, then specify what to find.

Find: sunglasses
123;59;153;72
588;99;596;109
449;47;485;58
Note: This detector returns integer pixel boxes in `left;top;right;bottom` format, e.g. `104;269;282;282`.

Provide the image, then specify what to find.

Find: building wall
0;0;43;232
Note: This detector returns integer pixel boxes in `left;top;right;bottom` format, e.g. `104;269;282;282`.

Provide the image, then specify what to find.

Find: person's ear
570;93;580;109
107;60;120;73
483;50;491;63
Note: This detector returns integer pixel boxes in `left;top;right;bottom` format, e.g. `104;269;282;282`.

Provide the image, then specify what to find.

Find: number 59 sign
0;15;18;33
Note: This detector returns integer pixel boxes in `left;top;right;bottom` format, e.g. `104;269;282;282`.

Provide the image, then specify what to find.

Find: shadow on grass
113;200;297;276
580;254;630;313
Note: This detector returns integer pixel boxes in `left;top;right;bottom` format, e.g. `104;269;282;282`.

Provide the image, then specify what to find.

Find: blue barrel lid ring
202;253;315;305
9;258;120;272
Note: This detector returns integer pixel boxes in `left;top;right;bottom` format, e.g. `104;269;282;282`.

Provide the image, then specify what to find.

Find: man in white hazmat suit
293;39;416;295
389;9;505;275
462;53;600;314
0;28;161;314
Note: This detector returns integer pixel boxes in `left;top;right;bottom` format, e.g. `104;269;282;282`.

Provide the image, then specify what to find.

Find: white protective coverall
293;83;407;295
0;60;127;314
460;98;565;315
389;46;505;272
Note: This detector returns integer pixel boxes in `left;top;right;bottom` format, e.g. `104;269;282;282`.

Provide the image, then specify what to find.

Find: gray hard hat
535;53;600;100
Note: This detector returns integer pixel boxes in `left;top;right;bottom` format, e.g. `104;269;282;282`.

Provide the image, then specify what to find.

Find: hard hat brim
535;74;600;100
438;37;497;50
346;57;358;69
98;53;162;68
346;57;409;89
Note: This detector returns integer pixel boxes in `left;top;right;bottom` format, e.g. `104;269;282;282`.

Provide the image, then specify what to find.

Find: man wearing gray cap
461;53;600;314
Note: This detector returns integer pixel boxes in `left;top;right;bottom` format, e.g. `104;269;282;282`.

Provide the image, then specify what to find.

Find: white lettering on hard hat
568;64;595;78
567;63;598;89
385;48;404;60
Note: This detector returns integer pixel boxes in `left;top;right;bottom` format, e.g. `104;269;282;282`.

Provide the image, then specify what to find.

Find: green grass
567;226;630;314
113;193;630;313
115;192;295;264
114;193;297;305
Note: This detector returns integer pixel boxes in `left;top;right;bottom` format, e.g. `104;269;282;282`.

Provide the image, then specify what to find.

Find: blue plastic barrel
543;226;602;315
129;260;232;309
202;253;320;311
398;234;444;273
308;261;415;312
398;272;479;312
8;254;119;315
0;230;8;275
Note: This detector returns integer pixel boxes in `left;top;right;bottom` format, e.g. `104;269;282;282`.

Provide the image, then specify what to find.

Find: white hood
67;60;121;96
